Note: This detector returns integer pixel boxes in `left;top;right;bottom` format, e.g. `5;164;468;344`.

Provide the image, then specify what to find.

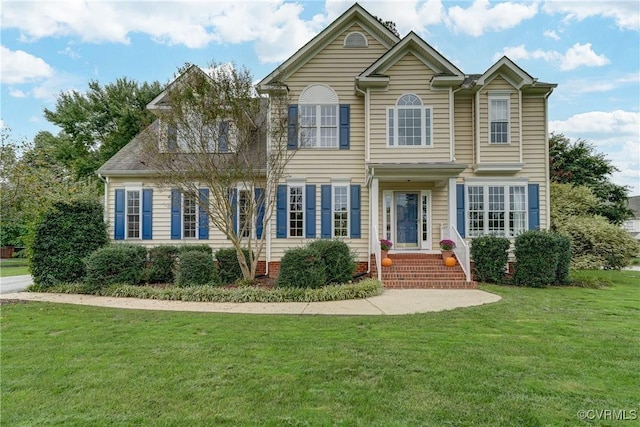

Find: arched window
387;94;432;147
298;84;339;148
344;31;368;48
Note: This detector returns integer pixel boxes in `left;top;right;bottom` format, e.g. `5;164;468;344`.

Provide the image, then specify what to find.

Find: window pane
398;94;421;106
127;191;140;239
239;190;251;238
422;194;428;242
467;186;484;237
488;186;505;235
490;99;509;144
289;186;304;237
388;109;394;146
509;186;526;236
333;186;348;237
398;108;421;146
183;194;197;238
424;108;431;146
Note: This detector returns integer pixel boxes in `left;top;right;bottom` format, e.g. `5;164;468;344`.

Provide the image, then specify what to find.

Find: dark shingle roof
97;121;159;176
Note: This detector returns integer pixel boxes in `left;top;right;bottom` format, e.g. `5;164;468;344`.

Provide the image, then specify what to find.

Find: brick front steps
371;253;477;289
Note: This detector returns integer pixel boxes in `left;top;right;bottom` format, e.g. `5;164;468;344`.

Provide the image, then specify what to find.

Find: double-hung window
238;189;252;238
300;104;338;148
182;193;197;238
387;94;432;147
489;96;509;144
288;185;304;237
467;183;526;237
332;185;349;237
126;190;141;239
166;117;232;152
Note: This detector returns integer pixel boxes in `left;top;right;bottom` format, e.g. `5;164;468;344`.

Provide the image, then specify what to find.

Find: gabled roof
257;3;400;92
476;56;534;88
147;65;207;111
357;31;464;88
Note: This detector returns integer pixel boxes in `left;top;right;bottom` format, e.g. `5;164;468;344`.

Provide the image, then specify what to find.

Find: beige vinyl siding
454;94;474;165
268;23;384;261
478;75;520;163
105;178;261;254
375;182;448;249
521;95;548;230
369;53;452;162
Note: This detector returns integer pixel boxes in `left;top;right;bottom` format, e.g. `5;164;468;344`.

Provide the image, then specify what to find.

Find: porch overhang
367;162;467;185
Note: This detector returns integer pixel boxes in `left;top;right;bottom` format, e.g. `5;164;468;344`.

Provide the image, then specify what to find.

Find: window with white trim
333;185;349;237
467;184;527;237
288;185;304;237
166;118;233;153
238;189;252;238
489;96;509;144
298;84;339;149
126;190;141;239
183;193;197;238
387;94;432;147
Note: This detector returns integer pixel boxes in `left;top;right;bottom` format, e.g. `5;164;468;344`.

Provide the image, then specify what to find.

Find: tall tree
44;78;162;179
549;133;632;224
142;62;296;280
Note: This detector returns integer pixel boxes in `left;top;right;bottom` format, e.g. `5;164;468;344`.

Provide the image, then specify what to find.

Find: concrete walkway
0;289;502;315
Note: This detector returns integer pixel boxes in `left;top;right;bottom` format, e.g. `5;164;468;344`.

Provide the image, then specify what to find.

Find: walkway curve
0;289;501;315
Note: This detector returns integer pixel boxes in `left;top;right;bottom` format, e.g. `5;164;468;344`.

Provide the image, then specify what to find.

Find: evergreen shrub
470;236;511;284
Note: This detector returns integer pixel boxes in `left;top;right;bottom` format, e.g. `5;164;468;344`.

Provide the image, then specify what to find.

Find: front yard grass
0;259;29;277
2;270;639;426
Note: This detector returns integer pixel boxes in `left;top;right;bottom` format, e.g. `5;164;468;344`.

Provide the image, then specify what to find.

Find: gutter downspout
355;80;372;275
450;86;464;162
544;88;554;231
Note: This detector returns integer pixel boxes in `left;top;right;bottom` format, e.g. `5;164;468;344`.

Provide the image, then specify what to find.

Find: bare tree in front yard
142;62;295;280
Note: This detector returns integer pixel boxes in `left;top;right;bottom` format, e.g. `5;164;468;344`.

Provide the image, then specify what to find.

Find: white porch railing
372;225;382;281
441;224;471;282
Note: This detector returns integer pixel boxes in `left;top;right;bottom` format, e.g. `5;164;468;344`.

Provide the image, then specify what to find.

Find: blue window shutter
142;189;153;240
287;105;298;150
456;184;465;238
255;188;265;239
171;189;181;240
528;183;540;230
114;189;125;240
339;104;350;150
350;184;361;238
167;125;177;151
305;185;316;238
276;185;287;238
198;188;209;240
219;121;229;153
321;185;331;238
229;189;238;238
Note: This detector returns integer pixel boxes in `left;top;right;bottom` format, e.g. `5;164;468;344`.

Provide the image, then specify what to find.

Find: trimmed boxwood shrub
553;233;572;286
176;250;216;287
470;236;511;284
308;239;356;285
277;247;326;289
216;247;253;284
146;246;179;284
85;244;148;290
177;244;212;255
513;231;560;288
31;200;108;286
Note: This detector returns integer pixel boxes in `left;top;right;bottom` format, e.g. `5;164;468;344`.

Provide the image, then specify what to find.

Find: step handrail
441;224;471;282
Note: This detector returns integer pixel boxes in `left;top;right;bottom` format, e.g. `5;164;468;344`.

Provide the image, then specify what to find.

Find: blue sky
1;0;639;194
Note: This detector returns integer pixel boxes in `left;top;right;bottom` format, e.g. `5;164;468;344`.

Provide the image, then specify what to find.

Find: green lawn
2;271;639;426
0;259;30;277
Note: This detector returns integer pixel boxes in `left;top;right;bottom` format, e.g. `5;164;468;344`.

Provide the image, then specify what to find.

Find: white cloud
58;46;81;59
447;0;538;36
9;88;27;98
0;1;329;64
543;0;640;31
550;110;639;136
493;43;609;71
560;42;610;70
0;46;54;84
543;29;560;40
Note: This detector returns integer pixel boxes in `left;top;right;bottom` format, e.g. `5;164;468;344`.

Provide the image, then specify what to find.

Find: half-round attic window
344;31;368;48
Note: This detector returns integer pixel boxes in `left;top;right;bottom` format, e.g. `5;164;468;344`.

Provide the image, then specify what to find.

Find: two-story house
98;3;556;288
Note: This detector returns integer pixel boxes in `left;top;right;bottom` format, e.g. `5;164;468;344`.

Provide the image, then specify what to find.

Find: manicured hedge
176;250;216;287
513;231;569;287
470;236;510;284
216;247;252;284
85;244;148;290
31;200;108;286
277;247;326;289
146;246;179;284
308;239;355;285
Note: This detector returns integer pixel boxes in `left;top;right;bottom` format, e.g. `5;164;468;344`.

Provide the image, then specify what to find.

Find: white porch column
448;177;457;230
370;177;379;247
